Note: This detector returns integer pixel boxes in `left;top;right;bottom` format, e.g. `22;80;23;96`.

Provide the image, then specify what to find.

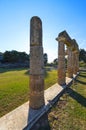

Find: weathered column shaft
76;52;79;72
67;48;73;78
29;16;45;109
58;41;66;85
72;39;79;74
73;52;77;75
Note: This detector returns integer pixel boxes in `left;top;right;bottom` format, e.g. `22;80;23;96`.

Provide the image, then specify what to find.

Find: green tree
79;49;86;63
3;51;11;62
3;50;29;63
43;53;48;66
53;58;58;65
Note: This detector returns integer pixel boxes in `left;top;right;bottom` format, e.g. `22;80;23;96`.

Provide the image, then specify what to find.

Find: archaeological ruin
29;16;45;109
0;16;79;130
56;31;79;85
25;16;79;130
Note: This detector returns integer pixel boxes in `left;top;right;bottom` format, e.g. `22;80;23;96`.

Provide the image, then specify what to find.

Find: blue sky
0;0;86;62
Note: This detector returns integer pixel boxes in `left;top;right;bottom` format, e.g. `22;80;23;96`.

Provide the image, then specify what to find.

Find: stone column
67;47;73;78
29;16;45;109
57;39;66;85
76;52;79;72
73;51;77;75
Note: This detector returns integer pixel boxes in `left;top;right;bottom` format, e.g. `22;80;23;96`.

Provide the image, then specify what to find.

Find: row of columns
56;31;79;85
29;16;79;110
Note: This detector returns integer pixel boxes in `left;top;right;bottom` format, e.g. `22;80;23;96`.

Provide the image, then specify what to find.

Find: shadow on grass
25;107;51;130
79;69;86;72
67;88;86;107
74;70;86;85
75;79;86;85
79;74;86;78
24;68;50;77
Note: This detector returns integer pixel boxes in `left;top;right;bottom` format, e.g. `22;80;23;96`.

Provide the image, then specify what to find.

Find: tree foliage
53;58;58;65
43;53;48;65
1;50;48;66
79;49;86;63
3;50;29;63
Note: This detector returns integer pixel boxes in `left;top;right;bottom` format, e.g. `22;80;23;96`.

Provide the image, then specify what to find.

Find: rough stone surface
76;52;79;72
72;39;79;73
30;16;44;109
57;30;72;47
30;16;42;46
72;39;79;51
29;75;44;109
30;46;44;75
73;52;78;74
57;41;66;85
67;47;73;78
56;31;79;80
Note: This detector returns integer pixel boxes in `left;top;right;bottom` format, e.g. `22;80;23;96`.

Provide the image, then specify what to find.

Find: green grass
79;61;86;68
48;70;86;130
45;69;57;89
1;67;86;130
0;68;57;117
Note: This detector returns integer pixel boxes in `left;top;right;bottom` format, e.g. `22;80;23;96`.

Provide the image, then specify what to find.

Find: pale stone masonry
72;52;77;74
29;16;45;109
67;47;73;78
73;51;79;74
76;52;79;72
56;31;72;85
57;40;66;85
56;31;79;85
72;39;79;74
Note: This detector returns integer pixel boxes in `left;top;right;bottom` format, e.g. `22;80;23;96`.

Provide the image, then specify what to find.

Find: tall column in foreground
67;47;73;78
29;16;45;109
56;38;66;85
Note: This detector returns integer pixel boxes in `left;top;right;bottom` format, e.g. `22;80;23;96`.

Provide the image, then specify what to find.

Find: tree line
0;49;86;66
0;50;48;66
79;49;86;63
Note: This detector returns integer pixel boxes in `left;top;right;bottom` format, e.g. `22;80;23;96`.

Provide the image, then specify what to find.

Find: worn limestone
29;16;45;109
72;39;79;74
56;31;79;85
67;47;73;78
56;39;66;85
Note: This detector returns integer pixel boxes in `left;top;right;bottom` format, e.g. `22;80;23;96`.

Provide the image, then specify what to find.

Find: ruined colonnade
56;31;79;85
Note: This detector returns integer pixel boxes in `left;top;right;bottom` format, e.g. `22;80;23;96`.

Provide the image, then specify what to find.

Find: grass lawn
48;69;86;130
0;68;57;117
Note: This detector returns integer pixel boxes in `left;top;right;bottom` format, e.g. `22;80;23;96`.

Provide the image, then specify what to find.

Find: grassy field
0;68;57;117
0;67;86;130
48;69;86;130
